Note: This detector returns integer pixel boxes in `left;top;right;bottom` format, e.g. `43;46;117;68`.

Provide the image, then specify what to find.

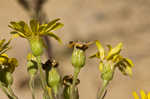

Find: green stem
36;56;53;99
97;80;109;99
70;67;80;99
0;82;12;99
8;85;18;99
29;76;36;99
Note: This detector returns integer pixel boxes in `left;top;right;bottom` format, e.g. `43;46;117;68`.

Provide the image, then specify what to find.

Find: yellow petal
140;90;147;99
147;92;150;99
133;91;139;99
99;61;103;72
95;40;105;60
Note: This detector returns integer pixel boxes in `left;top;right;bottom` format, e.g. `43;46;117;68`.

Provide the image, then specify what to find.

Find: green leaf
30;20;39;33
45;18;60;31
46;32;62;44
95;40;105;60
49;22;64;31
106;42;123;60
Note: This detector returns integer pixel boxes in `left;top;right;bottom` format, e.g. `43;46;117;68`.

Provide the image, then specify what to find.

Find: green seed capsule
72;47;86;68
47;68;60;95
29;37;44;56
27;60;38;77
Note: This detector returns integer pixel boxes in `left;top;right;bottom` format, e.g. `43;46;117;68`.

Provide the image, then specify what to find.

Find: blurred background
0;0;150;99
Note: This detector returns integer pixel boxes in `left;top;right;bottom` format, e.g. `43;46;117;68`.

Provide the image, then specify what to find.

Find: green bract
69;41;93;69
9;18;64;56
72;47;86;69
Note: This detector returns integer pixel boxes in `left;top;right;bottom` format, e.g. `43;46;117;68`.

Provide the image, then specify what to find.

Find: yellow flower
0;39;18;73
133;90;150;99
90;40;134;76
9;18;64;56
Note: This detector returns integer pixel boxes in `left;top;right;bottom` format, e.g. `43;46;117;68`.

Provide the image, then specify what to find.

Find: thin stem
36;56;53;99
7;85;18;99
70;67;80;99
29;76;36;99
0;82;12;99
97;80;108;99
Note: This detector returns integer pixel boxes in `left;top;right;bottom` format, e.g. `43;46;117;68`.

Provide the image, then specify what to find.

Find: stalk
7;85;18;99
97;80;108;99
0;82;12;99
29;76;36;99
70;67;80;99
36;56;53;99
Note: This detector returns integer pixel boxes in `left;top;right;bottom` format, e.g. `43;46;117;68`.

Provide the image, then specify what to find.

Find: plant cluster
0;18;135;99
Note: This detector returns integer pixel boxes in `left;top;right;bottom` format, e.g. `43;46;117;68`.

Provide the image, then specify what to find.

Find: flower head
90;40;134;81
0;39;18;86
133;90;150;99
9;18;64;56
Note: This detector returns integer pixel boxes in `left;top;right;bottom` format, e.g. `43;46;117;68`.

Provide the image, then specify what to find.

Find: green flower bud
29;37;44;56
72;47;86;69
27;60;38;77
47;68;60;95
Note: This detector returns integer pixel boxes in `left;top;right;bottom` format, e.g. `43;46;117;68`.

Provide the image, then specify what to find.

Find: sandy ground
0;0;150;99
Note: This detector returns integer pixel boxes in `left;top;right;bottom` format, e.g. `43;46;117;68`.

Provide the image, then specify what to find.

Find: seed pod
27;60;38;77
29;37;44;56
72;47;86;69
47;68;60;95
